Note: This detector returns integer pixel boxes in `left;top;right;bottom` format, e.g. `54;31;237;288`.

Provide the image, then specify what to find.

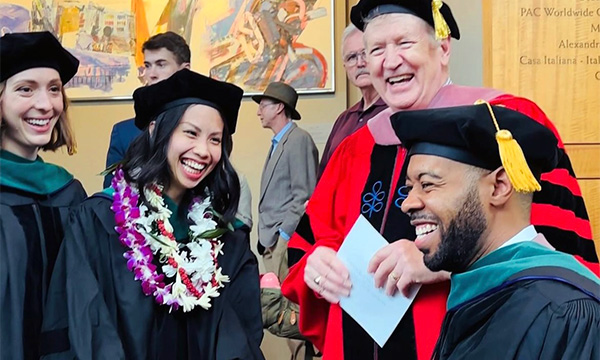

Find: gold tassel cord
431;0;451;40
474;99;542;193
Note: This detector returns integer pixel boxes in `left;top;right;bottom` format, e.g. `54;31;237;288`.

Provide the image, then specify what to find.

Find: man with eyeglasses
253;82;318;360
317;24;387;179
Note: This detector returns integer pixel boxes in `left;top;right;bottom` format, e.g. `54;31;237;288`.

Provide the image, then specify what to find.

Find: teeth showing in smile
415;224;438;238
25;118;51;126
181;159;206;174
388;75;413;84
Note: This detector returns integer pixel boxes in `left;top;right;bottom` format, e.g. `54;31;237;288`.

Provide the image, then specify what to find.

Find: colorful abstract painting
0;0;334;100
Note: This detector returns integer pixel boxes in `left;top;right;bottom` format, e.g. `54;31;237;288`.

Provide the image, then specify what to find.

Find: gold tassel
431;0;451;40
474;99;541;193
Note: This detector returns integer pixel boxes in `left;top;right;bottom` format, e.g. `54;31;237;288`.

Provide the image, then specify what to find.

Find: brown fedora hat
252;82;301;120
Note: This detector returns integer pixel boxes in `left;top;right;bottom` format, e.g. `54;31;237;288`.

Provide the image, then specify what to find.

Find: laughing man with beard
395;103;600;360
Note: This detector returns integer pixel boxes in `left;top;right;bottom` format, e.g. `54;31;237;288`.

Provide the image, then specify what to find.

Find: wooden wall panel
482;0;600;144
565;144;600;179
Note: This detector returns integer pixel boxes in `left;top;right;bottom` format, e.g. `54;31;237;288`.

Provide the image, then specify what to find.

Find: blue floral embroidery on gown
361;181;385;218
394;185;410;209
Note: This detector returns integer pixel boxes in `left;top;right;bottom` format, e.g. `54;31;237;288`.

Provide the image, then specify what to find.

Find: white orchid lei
111;167;229;312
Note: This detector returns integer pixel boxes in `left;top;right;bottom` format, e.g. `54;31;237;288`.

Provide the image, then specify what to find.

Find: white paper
337;215;421;348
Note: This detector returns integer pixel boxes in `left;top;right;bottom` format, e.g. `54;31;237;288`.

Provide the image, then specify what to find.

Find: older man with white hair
318;24;387;178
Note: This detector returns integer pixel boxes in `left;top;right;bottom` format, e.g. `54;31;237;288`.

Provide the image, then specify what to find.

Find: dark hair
142;32;191;64
283;106;293;119
122;104;240;223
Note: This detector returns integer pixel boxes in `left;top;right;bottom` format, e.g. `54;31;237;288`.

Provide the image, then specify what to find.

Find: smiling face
0;67;64;160
363;13;451;111
164;104;224;203
401;154;488;273
343;29;372;89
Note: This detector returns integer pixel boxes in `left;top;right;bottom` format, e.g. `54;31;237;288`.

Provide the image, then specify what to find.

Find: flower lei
111;167;229;312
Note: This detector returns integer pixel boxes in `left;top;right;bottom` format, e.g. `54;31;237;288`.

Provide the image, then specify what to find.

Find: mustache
410;213;438;223
355;69;370;78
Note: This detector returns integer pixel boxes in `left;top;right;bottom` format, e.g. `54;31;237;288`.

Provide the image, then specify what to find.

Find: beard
422;187;487;273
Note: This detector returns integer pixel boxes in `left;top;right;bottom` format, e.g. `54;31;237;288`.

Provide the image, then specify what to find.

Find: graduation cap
133;69;244;134
390;101;559;193
350;0;460;40
0;31;80;84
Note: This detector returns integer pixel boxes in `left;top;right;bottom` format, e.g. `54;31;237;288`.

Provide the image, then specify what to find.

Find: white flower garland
111;168;229;312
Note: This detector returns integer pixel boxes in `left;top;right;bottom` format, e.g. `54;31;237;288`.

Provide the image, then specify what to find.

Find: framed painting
0;0;335;100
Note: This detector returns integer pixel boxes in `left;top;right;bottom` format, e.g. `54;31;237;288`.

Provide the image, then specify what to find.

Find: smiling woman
2;69;64;158
0;31;87;360
40;69;265;360
163;105;223;204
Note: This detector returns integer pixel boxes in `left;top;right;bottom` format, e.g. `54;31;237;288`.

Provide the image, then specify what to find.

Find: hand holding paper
368;239;447;297
336;215;421;348
304;246;351;304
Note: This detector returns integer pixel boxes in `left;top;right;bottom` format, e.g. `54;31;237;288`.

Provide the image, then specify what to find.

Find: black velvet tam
390;104;559;173
133;69;244;133
0;31;79;83
350;0;460;39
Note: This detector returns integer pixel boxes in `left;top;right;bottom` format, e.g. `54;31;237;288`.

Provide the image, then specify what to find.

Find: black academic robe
434;266;600;360
40;194;264;360
0;180;86;360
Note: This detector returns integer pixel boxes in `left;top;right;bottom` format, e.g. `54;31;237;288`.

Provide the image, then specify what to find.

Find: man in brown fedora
253;82;318;360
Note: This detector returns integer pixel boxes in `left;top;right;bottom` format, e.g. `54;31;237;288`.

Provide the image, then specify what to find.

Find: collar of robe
448;241;600;310
0;149;73;195
103;186;189;241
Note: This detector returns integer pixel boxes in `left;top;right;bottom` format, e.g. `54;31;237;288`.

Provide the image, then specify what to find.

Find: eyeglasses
259;102;278;110
344;50;367;66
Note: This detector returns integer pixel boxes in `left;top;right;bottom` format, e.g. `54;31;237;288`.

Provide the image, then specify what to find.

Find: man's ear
148;121;156;136
488;167;513;207
181;62;191;70
276;103;286;116
439;38;451;66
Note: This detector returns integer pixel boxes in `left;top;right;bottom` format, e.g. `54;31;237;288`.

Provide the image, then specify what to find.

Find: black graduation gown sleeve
40;196;125;359
518;298;600;359
215;234;264;360
434;277;600;360
41;195;264;360
0;180;86;360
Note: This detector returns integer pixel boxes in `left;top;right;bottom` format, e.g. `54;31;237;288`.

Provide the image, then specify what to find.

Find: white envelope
337;214;421;348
